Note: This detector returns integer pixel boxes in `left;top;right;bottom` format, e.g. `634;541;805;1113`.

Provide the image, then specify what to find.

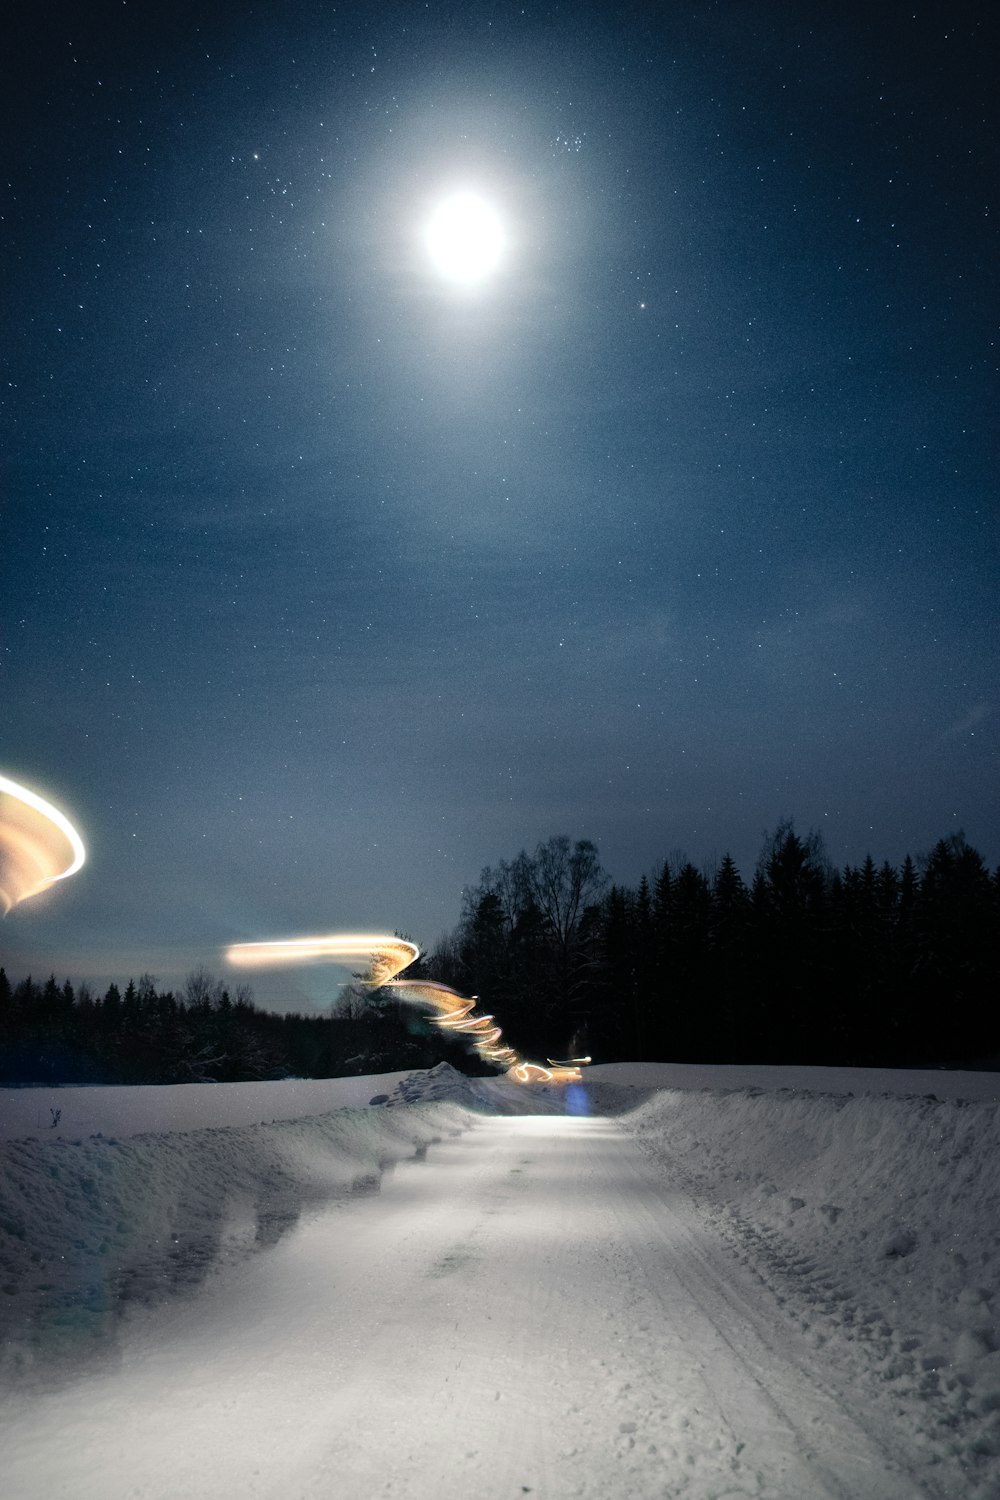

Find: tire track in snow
596;1128;941;1498
2;1114;942;1499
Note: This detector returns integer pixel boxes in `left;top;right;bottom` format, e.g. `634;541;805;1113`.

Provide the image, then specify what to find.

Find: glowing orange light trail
226;932;586;1085
0;773;87;915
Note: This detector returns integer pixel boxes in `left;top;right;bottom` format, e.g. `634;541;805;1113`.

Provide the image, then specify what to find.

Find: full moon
424;192;505;285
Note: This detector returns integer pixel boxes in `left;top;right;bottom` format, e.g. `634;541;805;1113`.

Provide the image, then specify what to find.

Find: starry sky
3;0;997;1009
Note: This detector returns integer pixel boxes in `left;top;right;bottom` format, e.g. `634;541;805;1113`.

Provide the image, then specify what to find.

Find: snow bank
4;1059;992;1147
0;1069;425;1143
0;1064;480;1382
623;1086;1000;1472
584;1058;1000;1102
3;1055;999;1478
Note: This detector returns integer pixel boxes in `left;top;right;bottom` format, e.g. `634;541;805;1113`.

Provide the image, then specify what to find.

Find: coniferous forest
2;824;997;1085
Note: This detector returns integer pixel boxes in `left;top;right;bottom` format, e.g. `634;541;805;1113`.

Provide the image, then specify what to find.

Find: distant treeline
0;965;463;1087
423;825;1000;1069
2;823;998;1083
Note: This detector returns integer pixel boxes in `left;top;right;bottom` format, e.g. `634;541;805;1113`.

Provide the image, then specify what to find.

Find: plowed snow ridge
1;1061;998;1498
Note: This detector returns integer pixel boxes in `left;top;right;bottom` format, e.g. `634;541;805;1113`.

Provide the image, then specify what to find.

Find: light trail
0;773;87;916
226;932;587;1085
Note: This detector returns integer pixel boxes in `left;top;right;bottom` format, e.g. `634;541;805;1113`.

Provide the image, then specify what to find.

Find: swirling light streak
0;773;86;915
226;932;587;1085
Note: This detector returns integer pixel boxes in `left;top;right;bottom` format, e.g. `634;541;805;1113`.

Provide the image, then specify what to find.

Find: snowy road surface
4;1112;932;1500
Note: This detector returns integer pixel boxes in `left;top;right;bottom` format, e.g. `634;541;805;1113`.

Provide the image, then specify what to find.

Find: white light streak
227;931;586;1085
0;772;87;915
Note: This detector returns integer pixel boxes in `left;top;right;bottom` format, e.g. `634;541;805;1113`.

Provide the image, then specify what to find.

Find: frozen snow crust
618;1080;1000;1482
2;1057;999;1489
0;1063;483;1381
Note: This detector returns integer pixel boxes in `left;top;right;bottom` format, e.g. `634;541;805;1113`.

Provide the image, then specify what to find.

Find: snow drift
1;1058;998;1485
0;1065;482;1381
618;1082;1000;1478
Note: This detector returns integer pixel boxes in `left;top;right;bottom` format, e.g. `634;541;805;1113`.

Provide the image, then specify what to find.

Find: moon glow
424;191;505;285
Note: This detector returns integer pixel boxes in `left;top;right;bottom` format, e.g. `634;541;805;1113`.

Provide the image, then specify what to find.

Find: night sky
3;1;997;1009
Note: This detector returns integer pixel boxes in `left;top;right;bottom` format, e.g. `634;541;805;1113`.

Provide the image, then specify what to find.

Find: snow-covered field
1;1061;998;1498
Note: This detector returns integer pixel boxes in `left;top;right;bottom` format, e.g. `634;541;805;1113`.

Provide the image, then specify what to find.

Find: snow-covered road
3;1110;933;1500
